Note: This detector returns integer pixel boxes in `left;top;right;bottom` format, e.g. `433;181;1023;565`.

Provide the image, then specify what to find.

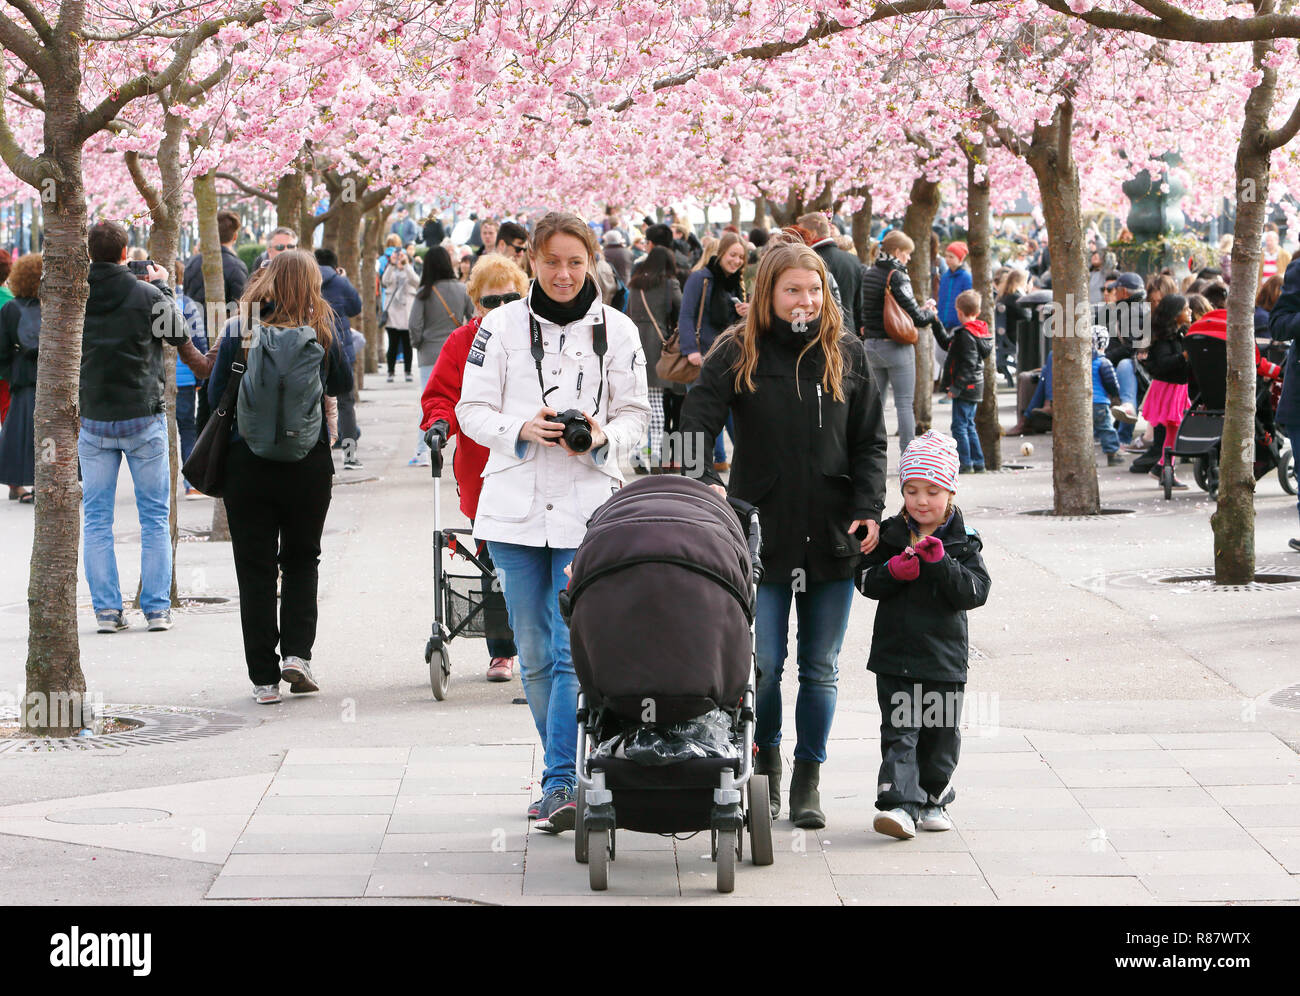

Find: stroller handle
726;496;764;585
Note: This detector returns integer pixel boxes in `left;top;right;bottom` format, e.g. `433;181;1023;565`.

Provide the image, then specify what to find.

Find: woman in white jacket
381;248;420;382
458;212;650;833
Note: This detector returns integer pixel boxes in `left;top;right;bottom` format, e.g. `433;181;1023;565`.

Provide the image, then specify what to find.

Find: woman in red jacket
420;254;530;682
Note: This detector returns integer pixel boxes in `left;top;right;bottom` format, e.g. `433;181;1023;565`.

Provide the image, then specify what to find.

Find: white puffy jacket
457;285;650;548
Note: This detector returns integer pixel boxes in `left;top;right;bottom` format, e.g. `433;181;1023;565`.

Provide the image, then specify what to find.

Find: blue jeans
176;385;197;487
487;541;578;792
951;398;984;469
1024;352;1053;416
79;414;172;615
754;579;855;763
1092;402;1119;454
1115;359;1138;445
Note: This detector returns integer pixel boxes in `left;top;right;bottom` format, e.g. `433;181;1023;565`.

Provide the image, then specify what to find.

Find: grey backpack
237;324;325;461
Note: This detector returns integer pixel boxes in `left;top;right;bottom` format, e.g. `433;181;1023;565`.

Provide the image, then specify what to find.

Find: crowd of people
1;199;1297;844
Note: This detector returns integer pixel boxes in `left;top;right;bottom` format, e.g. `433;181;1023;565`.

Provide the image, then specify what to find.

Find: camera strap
529;307;608;417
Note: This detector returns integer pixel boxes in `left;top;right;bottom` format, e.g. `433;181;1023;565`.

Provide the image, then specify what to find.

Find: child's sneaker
917;805;953;832
873;808;917;839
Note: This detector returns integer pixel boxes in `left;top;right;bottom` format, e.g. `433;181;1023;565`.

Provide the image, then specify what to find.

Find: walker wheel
430;643;450;701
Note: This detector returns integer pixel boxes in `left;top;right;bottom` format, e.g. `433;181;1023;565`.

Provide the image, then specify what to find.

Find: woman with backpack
626;246;683;472
207;250;354;704
409;246;474;466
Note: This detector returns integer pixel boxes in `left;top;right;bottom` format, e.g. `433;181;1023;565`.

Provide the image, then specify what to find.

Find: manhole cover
994;463;1036;471
1156;571;1300;592
334;475;380;487
1074;564;1300;594
46;807;171;825
1021;507;1136;519
175;595;238;613
0;704;255;754
1268;685;1300;711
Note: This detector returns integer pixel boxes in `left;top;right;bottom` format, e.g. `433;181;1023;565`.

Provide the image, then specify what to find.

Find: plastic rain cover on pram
591;708;740;765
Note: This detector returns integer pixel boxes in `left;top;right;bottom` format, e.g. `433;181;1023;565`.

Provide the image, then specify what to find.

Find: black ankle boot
754;746;782;820
789;760;825;829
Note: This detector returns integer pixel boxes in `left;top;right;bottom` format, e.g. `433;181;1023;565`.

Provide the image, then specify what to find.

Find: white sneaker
280;656;319;694
873;808;917;840
253;684;281;705
1110;403;1138;424
917;805;953;832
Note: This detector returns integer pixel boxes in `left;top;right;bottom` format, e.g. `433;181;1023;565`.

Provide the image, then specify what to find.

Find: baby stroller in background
561;476;773;893
423;444;512;700
1166;330;1295;501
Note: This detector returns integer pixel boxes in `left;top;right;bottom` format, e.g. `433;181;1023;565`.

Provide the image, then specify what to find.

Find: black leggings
223;439;333;685
386;327;412;376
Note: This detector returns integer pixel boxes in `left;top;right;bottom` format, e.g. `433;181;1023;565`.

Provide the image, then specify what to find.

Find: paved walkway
1;377;1297;904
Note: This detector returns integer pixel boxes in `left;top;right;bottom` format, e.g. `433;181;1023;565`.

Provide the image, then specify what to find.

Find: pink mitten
914;535;945;563
887;549;920;581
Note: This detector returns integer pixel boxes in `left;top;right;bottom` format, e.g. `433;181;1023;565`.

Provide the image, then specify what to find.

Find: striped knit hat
899;431;961;493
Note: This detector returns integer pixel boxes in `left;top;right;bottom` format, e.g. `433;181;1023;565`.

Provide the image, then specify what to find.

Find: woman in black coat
857;230;939;455
681;240;889;830
627;246;684;471
0;253;42;503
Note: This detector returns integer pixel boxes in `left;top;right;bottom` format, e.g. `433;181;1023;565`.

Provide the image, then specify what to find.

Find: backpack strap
431;285;458;325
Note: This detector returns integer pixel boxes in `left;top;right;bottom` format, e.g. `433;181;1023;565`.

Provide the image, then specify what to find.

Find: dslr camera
553;409;593;453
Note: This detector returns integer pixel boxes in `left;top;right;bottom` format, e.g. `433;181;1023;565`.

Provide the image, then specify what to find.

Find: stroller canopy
566;476;754;725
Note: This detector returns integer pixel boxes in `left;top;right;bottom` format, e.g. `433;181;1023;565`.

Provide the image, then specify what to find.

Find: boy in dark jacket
856;431;991;840
935;290;993;472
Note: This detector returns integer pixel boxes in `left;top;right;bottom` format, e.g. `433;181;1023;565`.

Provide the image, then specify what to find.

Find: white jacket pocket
478;461;537;522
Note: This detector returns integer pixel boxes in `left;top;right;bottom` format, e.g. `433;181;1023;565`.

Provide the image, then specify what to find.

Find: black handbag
181;350;246;497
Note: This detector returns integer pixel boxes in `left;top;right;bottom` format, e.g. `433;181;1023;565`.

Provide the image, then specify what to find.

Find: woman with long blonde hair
207;249;354;704
680;240;888;830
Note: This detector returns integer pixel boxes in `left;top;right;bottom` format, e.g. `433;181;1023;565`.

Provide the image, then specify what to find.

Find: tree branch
125;150;165;217
6;0;53;44
214;171;277;203
609;0;998;113
0;56;52;188
79;5;269;139
1037;0;1300;42
8;82;44;110
0;11;50;78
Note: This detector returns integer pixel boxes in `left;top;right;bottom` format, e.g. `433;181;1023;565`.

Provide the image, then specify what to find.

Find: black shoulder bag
182;347;247;497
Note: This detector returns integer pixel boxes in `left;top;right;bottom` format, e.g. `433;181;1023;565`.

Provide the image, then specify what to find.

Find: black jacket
420;218;445;246
859;256;938;340
0;297;40;390
1098;295;1149;366
1142;333;1190;385
183;246;248;334
81;263;189;421
680;321;888;586
997;291;1031;347
856;508;991;682
936;320;993;402
813;240;862;334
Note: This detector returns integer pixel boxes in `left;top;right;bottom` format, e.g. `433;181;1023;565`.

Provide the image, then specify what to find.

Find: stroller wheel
1279;444;1297;496
430;643;451;701
588;829;610;891
1162;462;1174;501
715;829;737;893
574;791;588;864
1194;454;1220;499
748;775;775;866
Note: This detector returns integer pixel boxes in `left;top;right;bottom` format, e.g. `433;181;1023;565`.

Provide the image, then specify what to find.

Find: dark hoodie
936;318;992;402
81;262;189;422
318;264;362;365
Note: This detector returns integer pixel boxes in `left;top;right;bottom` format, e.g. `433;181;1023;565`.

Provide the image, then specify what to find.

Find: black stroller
561;476;773;893
1164;331;1295;501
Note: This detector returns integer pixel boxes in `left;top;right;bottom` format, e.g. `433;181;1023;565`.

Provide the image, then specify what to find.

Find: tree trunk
1023;98;1100;515
1213;38;1278;584
24;76;88;735
903;175;941;434
850;189;873;263
193;169;232;542
754;196;769;231
360;202;387;376
276;168;306;234
730;200;743;229
141;110;186;605
967;143;1002;470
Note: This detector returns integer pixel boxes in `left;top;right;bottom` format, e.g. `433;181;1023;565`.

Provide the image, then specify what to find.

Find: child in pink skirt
1139;294;1192;490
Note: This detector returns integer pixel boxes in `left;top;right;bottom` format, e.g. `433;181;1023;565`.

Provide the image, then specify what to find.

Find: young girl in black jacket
856;431;991;840
1138;293;1192;490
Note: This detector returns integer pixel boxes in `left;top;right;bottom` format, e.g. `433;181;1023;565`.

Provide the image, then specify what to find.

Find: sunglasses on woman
481;292;522;310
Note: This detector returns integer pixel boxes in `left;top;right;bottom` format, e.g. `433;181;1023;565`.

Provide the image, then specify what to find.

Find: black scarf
769;314;823;349
706;257;743;296
530;277;599;326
